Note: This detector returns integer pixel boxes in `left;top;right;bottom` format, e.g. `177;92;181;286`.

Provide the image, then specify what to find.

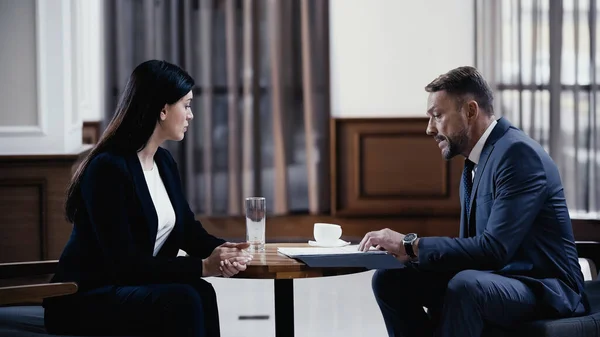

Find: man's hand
202;242;253;277
358;228;405;255
358;229;415;263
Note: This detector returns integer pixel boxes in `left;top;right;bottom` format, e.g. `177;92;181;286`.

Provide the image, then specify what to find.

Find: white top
468;119;498;180
143;161;176;256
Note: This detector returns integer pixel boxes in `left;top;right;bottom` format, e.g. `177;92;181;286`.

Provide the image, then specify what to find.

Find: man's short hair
425;66;494;115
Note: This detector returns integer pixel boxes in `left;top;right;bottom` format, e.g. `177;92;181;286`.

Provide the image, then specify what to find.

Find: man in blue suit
358;66;588;337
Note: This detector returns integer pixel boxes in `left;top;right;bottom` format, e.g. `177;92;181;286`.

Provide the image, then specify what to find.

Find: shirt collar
468;119;498;165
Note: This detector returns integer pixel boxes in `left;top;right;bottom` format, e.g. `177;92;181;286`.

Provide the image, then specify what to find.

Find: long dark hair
65;60;195;223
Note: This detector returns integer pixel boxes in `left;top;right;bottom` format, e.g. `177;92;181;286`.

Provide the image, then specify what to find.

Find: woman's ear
160;104;169;121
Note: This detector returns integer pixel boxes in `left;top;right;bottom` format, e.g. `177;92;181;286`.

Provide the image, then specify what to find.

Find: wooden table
235;243;367;337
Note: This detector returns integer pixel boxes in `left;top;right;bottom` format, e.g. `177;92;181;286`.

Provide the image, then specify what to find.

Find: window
476;0;600;218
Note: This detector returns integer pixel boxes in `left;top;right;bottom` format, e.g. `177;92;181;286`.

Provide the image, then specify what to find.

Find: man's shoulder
490;128;559;177
494;127;548;158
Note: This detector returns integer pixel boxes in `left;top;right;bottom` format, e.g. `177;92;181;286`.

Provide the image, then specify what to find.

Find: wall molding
0;0;46;137
0;178;47;261
0;148;88;263
82;121;101;144
354;131;451;199
0;126;46;136
331;117;463;216
0;0;103;154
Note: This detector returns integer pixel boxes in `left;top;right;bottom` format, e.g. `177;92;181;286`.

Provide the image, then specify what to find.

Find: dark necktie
463;159;475;236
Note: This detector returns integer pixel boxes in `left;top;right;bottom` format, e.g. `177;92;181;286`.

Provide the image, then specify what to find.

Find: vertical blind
476;0;600;218
104;0;331;216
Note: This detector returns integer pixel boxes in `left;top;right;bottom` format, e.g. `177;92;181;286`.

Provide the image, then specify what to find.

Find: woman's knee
187;279;218;308
155;284;204;315
192;280;217;299
150;284;207;336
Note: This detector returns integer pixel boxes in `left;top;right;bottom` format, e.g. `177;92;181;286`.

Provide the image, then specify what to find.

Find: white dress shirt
143;161;176;256
467;119;498;180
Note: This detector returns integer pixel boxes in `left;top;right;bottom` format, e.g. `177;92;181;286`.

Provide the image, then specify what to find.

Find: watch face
404;233;416;242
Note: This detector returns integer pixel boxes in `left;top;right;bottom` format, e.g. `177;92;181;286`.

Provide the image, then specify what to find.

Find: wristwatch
403;233;418;258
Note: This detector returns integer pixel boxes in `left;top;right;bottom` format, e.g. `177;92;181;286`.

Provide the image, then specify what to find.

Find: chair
483;257;600;337
0;260;76;336
0;260;135;337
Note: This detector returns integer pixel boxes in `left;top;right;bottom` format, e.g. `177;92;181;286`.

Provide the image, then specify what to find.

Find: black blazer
49;147;225;292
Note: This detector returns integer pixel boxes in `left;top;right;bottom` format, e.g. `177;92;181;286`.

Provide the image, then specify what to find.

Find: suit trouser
44;278;220;337
371;264;539;337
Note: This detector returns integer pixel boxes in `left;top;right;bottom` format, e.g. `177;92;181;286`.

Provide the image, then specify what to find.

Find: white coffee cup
313;223;342;244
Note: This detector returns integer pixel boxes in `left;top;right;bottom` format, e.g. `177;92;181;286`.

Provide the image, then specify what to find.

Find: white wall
0;0;104;154
0;0;38;127
74;0;105;122
330;0;475;118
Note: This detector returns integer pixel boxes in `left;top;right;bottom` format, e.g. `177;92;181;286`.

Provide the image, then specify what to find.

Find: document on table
277;245;404;269
277;245;384;257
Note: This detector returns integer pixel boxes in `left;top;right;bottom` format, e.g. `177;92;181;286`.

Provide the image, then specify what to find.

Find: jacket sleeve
161;149;226;258
81;153;206;284
181;207;227;258
417;142;548;272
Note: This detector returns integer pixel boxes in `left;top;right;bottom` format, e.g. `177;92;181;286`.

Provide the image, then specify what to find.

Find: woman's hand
219;242;253;278
202;242;253;277
219;258;247;278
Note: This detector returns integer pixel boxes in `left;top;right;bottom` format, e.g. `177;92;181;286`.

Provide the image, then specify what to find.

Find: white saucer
308;239;350;248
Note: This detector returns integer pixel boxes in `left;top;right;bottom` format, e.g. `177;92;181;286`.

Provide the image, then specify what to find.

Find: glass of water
245;197;266;252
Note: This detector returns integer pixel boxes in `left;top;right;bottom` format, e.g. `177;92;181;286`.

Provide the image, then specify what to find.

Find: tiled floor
206;270;388;337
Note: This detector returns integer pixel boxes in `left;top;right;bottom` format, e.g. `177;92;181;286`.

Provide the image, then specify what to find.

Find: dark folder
293;253;405;269
277;246;405;269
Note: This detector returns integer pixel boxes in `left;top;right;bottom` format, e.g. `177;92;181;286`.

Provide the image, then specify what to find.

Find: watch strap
403;233;418;258
404;241;416;258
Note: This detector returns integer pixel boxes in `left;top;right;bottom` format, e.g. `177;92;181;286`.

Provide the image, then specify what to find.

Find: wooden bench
0;260;79;336
0;260;77;306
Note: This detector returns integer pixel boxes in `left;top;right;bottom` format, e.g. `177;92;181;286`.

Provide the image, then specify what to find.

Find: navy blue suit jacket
49;147;225;292
418;118;588;317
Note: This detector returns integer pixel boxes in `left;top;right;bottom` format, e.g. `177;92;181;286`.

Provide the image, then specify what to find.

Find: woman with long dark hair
43;60;250;337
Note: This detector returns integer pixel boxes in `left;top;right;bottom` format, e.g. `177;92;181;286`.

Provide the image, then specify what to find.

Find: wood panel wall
0;149;89;263
331;117;463;217
1;118;598;265
82;121;101;145
201;116;600;244
199;118;466;242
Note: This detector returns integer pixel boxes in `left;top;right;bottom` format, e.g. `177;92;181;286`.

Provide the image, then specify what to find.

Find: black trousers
44;279;220;337
371;264;539;337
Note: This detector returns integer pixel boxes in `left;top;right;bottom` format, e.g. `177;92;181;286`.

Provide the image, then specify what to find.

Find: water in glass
245;197;266;252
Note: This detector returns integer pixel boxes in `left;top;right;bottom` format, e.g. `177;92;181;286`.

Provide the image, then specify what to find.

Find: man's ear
467;100;479;120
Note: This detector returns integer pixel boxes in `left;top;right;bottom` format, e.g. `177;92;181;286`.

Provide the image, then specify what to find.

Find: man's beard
439;127;469;160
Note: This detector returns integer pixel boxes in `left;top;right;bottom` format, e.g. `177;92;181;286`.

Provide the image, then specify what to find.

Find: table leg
274;279;294;337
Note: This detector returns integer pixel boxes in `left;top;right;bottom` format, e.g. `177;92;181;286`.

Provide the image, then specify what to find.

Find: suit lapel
125;153;159;250
154;149;183;245
467;118;512;224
